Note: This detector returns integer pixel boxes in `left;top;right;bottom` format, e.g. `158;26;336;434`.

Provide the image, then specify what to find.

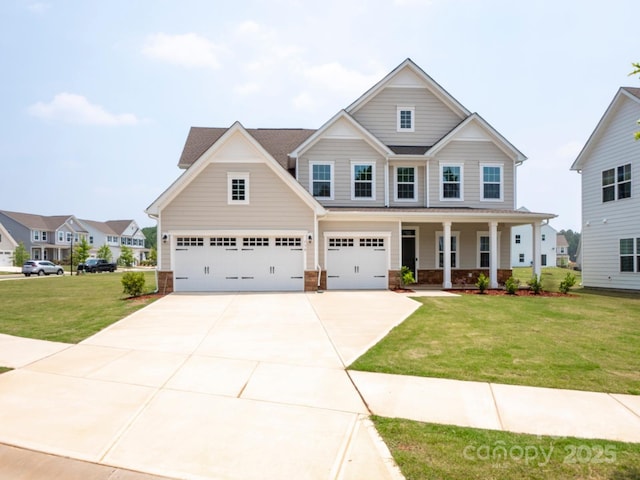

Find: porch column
489;221;498;288
532;222;542;278
443;221;452;289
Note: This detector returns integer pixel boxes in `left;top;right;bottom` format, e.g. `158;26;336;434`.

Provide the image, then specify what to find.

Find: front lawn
373;417;640;480
0;271;158;343
512;266;581;292
350;289;640;394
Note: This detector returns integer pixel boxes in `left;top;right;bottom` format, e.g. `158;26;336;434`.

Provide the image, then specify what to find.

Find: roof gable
571;87;640;171
0;210;85;232
147;122;325;216
290;111;393;158
426;113;527;162
346;58;470;119
0;222;18;248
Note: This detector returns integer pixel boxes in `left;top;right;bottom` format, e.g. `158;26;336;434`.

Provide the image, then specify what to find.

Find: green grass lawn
373;417;640;480
512;266;582;292
350;284;640;394
0;271;158;343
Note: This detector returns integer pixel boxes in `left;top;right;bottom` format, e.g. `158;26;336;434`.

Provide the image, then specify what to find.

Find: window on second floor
395;167;416;201
515;234;521;244
58;231;64;242
351;163;375;200
542;234;546;242
441;165;463;200
603;164;631;202
481;165;503;201
66;232;72;242
397;106;415;132
42;231;47;241
310;162;333;199
33;230;40;241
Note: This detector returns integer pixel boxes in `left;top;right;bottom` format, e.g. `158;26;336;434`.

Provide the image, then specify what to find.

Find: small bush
505;276;520;295
400;266;416;286
121;272;146;297
475;273;489;293
558;272;577;294
527;275;543;295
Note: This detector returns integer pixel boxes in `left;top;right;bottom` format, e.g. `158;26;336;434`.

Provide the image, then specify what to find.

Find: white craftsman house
0;221;18;267
147;59;555;293
571;87;640;290
510;208;558;267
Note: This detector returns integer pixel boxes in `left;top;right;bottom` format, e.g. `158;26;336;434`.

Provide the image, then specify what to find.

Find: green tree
142;226;157;249
73;237;91;266
630;62;640;140
12;241;29;266
148;246;157;265
97;244;112;262
119;245;135;267
559;229;581;262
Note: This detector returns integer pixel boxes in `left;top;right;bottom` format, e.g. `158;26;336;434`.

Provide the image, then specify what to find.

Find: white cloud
142;33;223;69
28;93;140;126
27;2;50;14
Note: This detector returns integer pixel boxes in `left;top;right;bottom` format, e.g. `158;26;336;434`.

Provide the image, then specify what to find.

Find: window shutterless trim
439;163;464;201
227;172;250;205
350;161;376;201
480;163;504;202
394;166;417;202
396;106;415;132
309;161;334;200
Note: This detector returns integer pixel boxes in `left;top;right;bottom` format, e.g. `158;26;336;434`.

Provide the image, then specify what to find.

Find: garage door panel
326;236;388;290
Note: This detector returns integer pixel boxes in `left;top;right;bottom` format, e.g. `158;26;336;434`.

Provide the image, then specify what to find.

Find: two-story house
0;222;18;267
0;210;88;262
510;209;558;267
80;219;148;264
147;59;555;293
571;87;640;290
556;233;570;267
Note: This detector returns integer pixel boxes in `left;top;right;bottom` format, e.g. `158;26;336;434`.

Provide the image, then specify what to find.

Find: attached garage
325;235;389;289
0;251;12;267
173;235;305;292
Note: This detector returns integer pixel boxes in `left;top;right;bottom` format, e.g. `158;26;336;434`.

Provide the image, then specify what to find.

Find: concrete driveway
0;292;418;480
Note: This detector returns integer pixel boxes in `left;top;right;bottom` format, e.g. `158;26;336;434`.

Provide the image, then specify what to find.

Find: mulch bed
122;292;166;303
450;289;569;297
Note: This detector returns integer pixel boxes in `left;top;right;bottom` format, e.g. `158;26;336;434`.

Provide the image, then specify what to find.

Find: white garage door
0;251;12;267
326;236;388;290
174;236;304;292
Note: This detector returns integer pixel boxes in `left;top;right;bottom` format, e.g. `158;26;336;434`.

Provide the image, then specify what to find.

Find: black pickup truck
77;258;117;273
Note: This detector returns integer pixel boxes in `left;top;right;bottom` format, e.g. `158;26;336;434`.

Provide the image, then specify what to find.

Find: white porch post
532;222;542;278
489;221;498;288
443;221;452;289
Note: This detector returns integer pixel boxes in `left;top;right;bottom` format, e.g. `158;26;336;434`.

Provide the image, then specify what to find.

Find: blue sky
0;0;637;232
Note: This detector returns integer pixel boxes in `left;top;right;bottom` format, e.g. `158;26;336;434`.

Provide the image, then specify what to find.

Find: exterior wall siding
159;162;315;270
510;223;558;267
428;141;515;208
580;95;640;289
352;87;463;146
298;138;386;207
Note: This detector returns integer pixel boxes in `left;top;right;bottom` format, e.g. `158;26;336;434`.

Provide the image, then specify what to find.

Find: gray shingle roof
388;145;431;155
178;127;317;171
0;210;86;232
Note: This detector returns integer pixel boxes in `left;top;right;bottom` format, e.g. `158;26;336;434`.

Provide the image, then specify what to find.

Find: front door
402;229;416;279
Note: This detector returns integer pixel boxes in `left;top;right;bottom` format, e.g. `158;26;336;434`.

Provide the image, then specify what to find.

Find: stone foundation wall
417;269;513;286
157;271;174;295
388;270;401;290
304;270;326;291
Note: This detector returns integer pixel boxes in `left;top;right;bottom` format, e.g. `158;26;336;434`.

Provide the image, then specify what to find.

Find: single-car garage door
174;235;304;292
326;236;388;290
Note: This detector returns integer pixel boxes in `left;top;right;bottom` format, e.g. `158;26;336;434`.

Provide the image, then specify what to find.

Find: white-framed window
351;162;375;200
603;164;631;203
519;253;525;263
33;230;40;241
440;164;463;200
397;106;415;132
515;234;521;244
620;238;640;273
227;172;249;205
310;161;334;199
395;166;417;201
57;231;64;242
481;164;503;201
435;232;459;268
478;234;490;268
66;232;72;242
41;231;47;241
542;233;546;241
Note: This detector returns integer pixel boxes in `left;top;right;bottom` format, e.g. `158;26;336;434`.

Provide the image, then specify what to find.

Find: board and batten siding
159;163;315;270
298;138;386;207
351;87;463;146
428;140;515;208
579;94;640;289
318;220;400;269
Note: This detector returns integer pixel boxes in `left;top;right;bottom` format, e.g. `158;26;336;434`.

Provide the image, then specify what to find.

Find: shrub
475;273;489;293
505;276;520;295
400;266;416;287
527;275;543;295
121;272;146;297
558;272;577;294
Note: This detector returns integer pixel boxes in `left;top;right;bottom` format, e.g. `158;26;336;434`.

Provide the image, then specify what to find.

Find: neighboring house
510;211;557;268
147;58;555;293
0;221;18;267
556;233;570;267
80;219;148;264
0;210;88;262
571;87;640;290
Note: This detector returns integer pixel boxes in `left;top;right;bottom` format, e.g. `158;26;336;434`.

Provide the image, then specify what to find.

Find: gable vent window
228;172;250;205
397;107;415;132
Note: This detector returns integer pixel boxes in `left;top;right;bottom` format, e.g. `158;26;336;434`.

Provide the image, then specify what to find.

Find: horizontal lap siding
352;87;462;146
299;139;386;207
580;95;640;289
429;141;514;208
160;163;315;270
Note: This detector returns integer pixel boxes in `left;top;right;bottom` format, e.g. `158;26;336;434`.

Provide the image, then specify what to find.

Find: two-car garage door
174;236;304;292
